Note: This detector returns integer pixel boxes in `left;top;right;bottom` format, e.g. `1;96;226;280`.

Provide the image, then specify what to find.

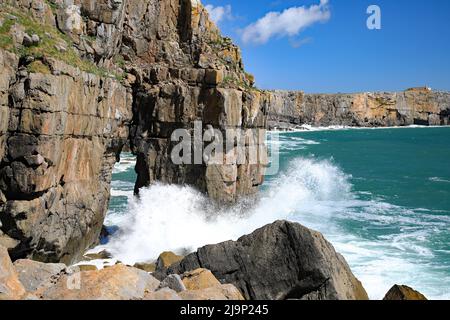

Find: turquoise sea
100;127;450;300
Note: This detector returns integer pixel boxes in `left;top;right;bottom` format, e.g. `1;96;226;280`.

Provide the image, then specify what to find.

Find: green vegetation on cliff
0;4;121;79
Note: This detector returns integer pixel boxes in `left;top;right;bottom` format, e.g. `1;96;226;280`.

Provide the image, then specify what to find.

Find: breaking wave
97;153;449;300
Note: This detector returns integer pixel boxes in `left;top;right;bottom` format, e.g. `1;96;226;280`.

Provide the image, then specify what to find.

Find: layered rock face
122;0;266;202
264;88;450;129
163;220;369;300
0;50;132;264
0;0;266;264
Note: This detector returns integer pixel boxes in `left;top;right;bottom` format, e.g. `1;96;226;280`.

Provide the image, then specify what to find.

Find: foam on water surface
98;127;450;300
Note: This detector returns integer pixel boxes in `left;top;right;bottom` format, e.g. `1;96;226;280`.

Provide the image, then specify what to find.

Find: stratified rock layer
0;0;266;263
264;88;450;129
165;220;369;300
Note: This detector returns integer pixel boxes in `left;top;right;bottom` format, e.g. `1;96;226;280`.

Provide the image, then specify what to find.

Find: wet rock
167;220;369;300
383;285;428;301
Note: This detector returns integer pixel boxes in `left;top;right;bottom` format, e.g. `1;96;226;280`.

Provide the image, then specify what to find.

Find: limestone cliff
264;88;450;129
0;0;266;264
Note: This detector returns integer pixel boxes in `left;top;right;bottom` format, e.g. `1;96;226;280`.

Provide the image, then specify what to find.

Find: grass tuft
0;4;123;81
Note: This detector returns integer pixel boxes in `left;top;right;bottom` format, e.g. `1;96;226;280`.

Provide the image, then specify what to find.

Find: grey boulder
166;220;369;300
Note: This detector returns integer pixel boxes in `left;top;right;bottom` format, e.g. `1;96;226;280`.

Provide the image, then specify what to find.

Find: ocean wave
429;177;450;183
271;124;450;133
100;155;450;300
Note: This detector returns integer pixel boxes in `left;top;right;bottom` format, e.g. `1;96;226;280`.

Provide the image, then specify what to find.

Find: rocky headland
0;0;437;301
264;88;450;130
0;0;266;264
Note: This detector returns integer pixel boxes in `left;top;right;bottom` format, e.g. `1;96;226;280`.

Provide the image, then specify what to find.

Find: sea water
98;127;450;300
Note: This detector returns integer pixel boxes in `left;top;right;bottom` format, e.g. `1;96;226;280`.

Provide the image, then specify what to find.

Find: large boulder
13;259;66;292
0;245;26;300
35;264;160;300
166;220;369;300
383;285;428;301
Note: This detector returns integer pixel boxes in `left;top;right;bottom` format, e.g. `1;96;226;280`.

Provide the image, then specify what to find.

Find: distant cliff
263;88;450;129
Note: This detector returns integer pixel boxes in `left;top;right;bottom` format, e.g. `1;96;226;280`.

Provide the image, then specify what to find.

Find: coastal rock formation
383;285;428;301
264;88;450;129
165;220;369;300
0;0;266;263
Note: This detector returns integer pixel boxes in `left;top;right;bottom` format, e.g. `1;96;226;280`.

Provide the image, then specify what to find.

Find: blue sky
203;0;450;93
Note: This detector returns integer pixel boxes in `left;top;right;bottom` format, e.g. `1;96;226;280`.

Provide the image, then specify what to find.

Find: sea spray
101;157;353;264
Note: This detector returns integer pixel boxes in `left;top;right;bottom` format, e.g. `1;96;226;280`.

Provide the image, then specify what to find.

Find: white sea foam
272;124;450;133
113;153;136;174
99;152;450;300
429;177;450;183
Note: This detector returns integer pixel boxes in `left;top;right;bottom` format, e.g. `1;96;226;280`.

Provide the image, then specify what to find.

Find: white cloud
241;0;331;45
289;37;313;48
205;4;233;25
